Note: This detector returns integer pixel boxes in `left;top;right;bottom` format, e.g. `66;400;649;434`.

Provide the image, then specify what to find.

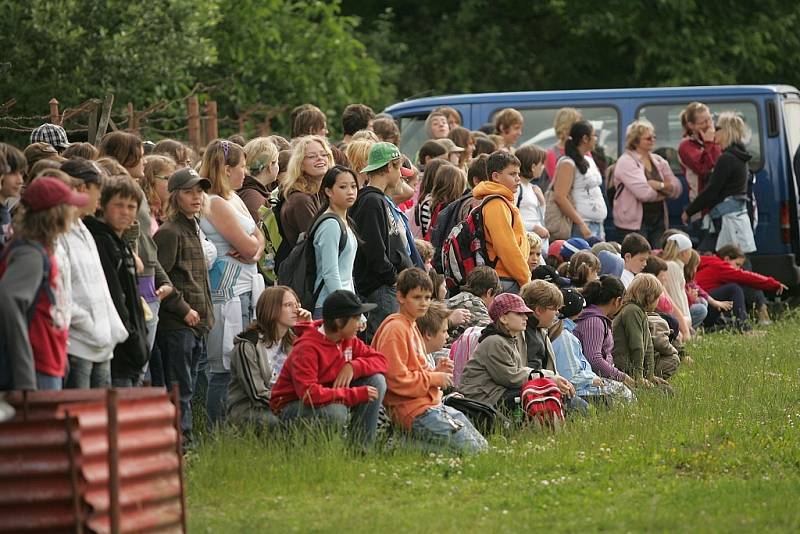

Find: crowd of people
0;100;788;453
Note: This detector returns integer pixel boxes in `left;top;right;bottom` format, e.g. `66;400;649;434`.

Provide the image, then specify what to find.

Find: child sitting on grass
550;287;634;404
458;293;535;411
565;250;600;291
372;268;487;454
526;231;544;271
269;290;387;449
415;238;434;272
612;273;670;389
416;301;453;371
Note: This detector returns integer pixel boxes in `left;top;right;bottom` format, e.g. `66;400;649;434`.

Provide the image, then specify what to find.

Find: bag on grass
443;392;509;435
520;377;565;427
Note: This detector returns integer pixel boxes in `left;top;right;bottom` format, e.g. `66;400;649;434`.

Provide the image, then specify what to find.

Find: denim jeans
363;285;398;345
280;374;387;448
157;328;205;445
140;300;160;384
406;404;488;455
499;279;520;295
689;302;709;329
111;377;137;388
571;221;605;240
36;372;63;391
65;355;111;389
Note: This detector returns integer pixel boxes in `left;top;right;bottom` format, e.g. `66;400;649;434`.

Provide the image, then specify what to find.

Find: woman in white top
514;144;550;247
311;165;360;319
199;139;265;430
552;120;608;239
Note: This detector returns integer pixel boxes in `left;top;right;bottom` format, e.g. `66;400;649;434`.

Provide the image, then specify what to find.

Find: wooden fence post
204;100;218;145
49;98;60;125
94;93;115;146
127;102;139;135
187;96;200;151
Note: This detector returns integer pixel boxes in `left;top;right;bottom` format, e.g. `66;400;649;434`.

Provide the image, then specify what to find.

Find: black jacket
84;216;149;380
524;318;552;371
685;143;751;217
351;186;413;295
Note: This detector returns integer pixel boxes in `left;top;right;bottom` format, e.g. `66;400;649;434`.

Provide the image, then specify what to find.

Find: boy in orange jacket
270;290;388;448
372;268;487;454
471;151;531;293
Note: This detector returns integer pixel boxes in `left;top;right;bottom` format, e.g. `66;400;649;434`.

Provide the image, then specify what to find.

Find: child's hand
651;376;669;386
448;308;471;327
434;357;453;373
333;363;354;388
592;377;604;387
622;374;636;389
155;285;173;300
435;372;454;388
554;375;576;397
365;386;379;401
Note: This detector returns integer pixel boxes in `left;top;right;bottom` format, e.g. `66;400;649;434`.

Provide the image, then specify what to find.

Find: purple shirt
137;274;158;303
572;305;627;381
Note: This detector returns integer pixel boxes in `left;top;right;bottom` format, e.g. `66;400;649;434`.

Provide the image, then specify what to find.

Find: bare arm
206;197;261;259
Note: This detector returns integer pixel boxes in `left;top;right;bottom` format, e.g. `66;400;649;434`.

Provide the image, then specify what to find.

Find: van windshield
399;115;429;161
783;95;800;165
638;102;762;173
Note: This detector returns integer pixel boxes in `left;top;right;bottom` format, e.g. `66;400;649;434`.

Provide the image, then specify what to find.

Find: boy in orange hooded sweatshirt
372;268;487;454
472;151;531;293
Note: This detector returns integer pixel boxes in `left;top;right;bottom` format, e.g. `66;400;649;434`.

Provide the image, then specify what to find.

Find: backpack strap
516;184;523;208
306;213;348;304
478;194;516;228
0;238;53;324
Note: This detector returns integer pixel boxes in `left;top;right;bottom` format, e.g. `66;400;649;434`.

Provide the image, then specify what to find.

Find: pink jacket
612;150;682;231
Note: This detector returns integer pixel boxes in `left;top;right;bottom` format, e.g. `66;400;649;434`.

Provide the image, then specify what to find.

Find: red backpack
520;377;565;428
441;195;514;289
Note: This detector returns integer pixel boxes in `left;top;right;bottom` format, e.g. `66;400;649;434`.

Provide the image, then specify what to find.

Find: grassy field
186;315;800;533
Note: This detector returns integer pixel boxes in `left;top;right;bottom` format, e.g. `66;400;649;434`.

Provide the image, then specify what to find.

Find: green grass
186;314;800;533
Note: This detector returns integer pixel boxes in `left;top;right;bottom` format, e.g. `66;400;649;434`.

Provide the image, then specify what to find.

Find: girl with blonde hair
239;137;280;222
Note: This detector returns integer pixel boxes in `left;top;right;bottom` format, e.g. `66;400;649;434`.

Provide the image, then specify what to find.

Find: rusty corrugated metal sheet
0;388;186;533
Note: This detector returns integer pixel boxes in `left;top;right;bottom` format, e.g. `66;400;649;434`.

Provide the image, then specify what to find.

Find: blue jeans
406;404;488;455
280;374;387;447
363;285;398;345
112;377;137;388
157;328;204;445
690;302;708;329
571;221;605;240
499;279;520;295
36;372;62;391
65;356;111;389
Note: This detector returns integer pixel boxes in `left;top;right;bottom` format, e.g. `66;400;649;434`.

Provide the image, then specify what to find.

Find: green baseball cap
360;142;403;173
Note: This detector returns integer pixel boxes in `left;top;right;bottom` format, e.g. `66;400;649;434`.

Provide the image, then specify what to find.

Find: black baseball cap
322;290;376;320
559;287;585;319
168;168;211;192
532;265;571;288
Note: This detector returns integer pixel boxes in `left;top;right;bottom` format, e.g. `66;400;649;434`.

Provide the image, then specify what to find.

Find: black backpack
443;393;510;435
429;192;473;272
277;214;347;311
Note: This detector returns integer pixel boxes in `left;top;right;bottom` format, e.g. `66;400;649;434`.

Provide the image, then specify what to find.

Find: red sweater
269;321;388;413
695;255;782;292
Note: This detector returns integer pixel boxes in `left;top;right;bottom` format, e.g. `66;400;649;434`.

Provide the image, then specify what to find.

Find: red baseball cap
22;176;89;212
489;293;533;322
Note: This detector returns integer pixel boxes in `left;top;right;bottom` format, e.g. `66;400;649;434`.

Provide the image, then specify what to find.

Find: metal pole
106;389;120;534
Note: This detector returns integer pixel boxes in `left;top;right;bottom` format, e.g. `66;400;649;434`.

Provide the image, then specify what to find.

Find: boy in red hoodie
270;290;388;447
372;268;487;454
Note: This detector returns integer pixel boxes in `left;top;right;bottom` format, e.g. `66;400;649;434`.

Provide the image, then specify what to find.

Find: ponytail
582;275;625;306
563;120;592;174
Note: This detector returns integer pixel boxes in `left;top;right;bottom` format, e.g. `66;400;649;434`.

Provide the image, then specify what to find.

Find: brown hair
373;117;400;145
494;108;524;135
566;250;601;288
95;156;129;179
448;126;473;165
98;131;143;171
341;104;375;137
623;273;663;311
62;142;99;161
416;300;452;337
429;164;466;208
463;266;500;298
683;249;701;282
99;175;143;211
199;139;246;199
26;159;63;185
435;106;462;127
142;155;176;213
292;106;327;139
414;239;434;264
620;232;651;258
164;187;209;222
642;255;668;276
515;144;547;179
397;267;433;295
13;200;73;250
715;244;745;260
520;279;563;310
244;286;299;353
467;153;490;186
153;139;192;167
0;143;27;175
679;102;710;137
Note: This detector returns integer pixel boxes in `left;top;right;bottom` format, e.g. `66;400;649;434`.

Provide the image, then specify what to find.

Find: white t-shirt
514;182;545;233
620;269;635;288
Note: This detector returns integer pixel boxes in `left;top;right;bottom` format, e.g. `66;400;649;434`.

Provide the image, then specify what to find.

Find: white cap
667;233;693;252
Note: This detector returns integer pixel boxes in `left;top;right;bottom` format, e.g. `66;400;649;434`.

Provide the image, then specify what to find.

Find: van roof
384;85;800;114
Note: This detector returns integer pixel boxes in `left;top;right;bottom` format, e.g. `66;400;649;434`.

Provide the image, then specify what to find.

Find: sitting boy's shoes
756;305;773;326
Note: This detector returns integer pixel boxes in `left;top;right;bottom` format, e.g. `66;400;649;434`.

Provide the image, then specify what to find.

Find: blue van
384;85;800;287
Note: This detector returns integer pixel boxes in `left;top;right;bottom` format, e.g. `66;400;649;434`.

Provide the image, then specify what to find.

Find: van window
637;102;762;172
783;97;800;164
399;115;429;161
506;106;620;164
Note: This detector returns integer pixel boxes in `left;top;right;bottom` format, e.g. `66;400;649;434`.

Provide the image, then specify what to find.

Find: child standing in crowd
678;102;720;203
573;276;636;389
311;166;360;319
141;155;176;224
515;145;550;245
494;108;524;149
472;151;531;293
239;137;280;222
199;139;265;429
613;273;668;388
425;111;450;140
620;232;651;288
270;290;387;449
420;164;467;240
459;293;535;410
84;176;150;387
59;159;128;389
228;287;311;431
373;268;487;454
0;143;26;248
351;142;416;343
0;176;86;390
153;168;215;444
